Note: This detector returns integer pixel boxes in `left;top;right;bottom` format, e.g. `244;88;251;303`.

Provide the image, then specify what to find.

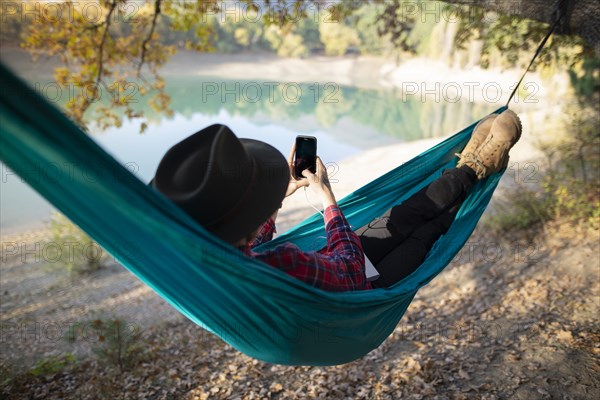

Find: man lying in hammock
152;109;521;291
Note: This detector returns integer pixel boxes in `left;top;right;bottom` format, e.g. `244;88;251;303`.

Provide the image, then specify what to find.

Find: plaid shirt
244;206;372;291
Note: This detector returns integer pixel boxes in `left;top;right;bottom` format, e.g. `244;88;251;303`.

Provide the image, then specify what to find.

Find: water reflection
85;75;499;144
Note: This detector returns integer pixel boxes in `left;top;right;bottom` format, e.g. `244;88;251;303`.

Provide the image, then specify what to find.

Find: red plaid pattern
244;206;372;291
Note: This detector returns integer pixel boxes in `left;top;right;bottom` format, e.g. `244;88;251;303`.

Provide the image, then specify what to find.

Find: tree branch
95;0;118;89
138;0;162;76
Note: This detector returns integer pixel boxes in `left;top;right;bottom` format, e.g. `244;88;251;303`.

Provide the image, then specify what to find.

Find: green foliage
543;180;600;229
296;18;323;53
162;0;218;51
278;32;308;58
539;106;600;228
348;4;390;55
453;5;587;71
568;56;600;100
69;317;144;373
263;18;319;58
47;212;108;275
319;17;361;56
263;24;283;51
484;188;552;235
29;353;76;376
406;10;439;56
264;25;308;57
214;12;267;52
234;27;251;47
485;106;600;235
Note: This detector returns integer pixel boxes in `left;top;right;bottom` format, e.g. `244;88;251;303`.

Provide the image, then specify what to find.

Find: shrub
484;105;599;234
484;187;552;235
277;32;308;58
68;317;144;373
542;175;600;230
29;353;76;376
47;212;109;275
264;25;310;58
540;106;600;228
319;18;361;56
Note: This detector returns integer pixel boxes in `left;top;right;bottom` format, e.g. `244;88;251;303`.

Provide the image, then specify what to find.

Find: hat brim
207;139;289;244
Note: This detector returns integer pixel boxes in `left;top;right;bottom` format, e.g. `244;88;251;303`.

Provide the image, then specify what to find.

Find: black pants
356;165;477;288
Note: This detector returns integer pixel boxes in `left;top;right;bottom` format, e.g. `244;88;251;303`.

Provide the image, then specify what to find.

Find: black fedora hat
151;124;289;244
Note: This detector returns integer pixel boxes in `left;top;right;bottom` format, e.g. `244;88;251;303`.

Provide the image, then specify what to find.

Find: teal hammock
0;63;506;365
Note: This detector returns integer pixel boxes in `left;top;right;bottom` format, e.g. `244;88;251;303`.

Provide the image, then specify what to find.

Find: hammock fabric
0;63;507;365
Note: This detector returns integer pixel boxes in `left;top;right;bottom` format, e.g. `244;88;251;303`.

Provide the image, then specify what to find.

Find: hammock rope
506;0;567;105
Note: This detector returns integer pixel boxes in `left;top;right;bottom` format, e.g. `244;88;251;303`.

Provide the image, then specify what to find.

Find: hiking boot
456;113;497;169
467;109;522;180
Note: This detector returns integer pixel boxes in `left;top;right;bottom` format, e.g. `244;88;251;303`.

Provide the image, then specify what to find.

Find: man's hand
285;142;310;197
302;157;337;209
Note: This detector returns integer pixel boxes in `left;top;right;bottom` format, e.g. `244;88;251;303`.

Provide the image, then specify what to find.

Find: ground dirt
1;208;598;399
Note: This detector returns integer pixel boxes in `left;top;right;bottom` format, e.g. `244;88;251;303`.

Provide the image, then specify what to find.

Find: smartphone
294;135;317;180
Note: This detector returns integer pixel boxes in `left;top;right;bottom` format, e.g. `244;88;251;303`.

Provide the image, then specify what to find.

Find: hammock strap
506;0;567;106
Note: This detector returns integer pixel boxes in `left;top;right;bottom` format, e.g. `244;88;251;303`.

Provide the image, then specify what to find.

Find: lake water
1;64;500;234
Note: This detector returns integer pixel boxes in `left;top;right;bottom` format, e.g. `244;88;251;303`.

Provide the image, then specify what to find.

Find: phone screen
294;136;317;179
